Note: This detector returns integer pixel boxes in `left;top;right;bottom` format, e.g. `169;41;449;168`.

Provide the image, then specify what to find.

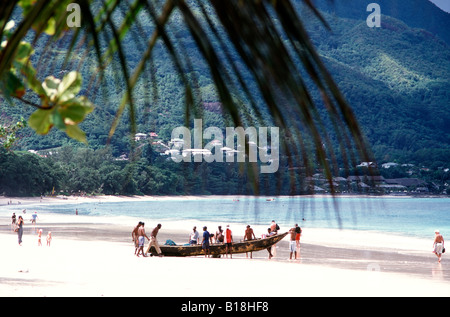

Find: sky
429;0;450;13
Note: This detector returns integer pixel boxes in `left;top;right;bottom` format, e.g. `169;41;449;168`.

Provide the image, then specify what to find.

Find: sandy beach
1;195;449;298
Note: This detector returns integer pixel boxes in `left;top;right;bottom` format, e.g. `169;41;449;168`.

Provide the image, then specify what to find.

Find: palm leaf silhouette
0;0;375;195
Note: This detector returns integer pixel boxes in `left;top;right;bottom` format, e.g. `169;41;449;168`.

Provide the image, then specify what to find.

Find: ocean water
4;196;449;240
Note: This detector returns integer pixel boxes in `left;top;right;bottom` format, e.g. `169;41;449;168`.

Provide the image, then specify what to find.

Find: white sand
1;195;449;297
1;232;449;297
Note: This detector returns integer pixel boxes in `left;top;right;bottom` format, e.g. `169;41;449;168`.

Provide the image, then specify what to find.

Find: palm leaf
1;0;375;197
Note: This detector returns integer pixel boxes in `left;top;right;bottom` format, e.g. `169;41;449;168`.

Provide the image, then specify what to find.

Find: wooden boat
147;232;288;257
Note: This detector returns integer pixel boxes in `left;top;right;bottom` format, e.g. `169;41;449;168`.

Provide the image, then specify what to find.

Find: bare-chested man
433;229;445;263
146;224;163;257
132;222;143;255
288;226;297;260
244;225;256;258
136;222;150;257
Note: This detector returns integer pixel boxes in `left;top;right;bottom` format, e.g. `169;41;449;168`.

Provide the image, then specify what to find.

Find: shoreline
1;226;449;297
1;194;449;297
1;192;448;207
1;214;450;296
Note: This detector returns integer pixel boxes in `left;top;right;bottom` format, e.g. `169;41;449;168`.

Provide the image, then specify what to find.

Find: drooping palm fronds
0;0;375;195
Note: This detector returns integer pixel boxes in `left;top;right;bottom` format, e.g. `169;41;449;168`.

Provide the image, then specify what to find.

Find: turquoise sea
4;196;449;240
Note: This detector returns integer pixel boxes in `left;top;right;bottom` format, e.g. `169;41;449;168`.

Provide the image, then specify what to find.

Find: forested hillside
1;0;449;196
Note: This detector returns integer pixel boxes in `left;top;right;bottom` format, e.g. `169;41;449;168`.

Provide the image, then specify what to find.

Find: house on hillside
378;184;407;193
347;175;385;185
169;138;185;148
134;133;148;141
381;162;399;169
384;178;426;192
347;175;385;193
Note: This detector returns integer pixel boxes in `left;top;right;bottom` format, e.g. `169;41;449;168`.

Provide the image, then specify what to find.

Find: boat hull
148;232;288;257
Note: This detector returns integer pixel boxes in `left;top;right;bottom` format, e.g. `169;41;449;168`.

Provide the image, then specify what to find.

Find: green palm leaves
1;0;374;194
28;71;93;143
1;2;93;143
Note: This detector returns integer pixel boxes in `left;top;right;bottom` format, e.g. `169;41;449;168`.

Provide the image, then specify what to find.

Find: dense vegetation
1;0;449;196
0;145;292;197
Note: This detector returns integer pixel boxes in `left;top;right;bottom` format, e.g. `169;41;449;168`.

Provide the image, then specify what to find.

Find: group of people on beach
131;219;445;263
131;222;163;257
184;220;302;259
131;219;303;260
195;224;236;258
11;212;51;246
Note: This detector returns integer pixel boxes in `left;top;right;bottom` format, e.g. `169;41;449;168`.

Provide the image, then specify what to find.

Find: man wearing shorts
433;229;445;263
244;225;256;258
136;222;149;257
132;222;143;255
202;226;212;257
289;226;298;260
224;225;233;258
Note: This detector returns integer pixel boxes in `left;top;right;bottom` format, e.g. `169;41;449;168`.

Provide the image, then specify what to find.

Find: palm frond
0;0;375;196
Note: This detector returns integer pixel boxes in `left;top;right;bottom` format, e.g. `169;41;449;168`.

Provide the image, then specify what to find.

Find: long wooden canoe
147;232;288;257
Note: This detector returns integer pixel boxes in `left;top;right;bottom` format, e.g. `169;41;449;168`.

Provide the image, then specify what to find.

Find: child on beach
38;229;43;246
46;232;52;246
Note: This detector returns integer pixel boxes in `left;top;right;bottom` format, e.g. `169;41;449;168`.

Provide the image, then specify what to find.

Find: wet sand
3;220;448;280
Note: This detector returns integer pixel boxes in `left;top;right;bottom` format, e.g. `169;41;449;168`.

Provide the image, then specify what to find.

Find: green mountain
300;3;450;165
311;0;450;46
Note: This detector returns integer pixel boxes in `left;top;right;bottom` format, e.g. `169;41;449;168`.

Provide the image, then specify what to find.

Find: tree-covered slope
311;0;450;45
303;9;450;165
4;0;450;168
